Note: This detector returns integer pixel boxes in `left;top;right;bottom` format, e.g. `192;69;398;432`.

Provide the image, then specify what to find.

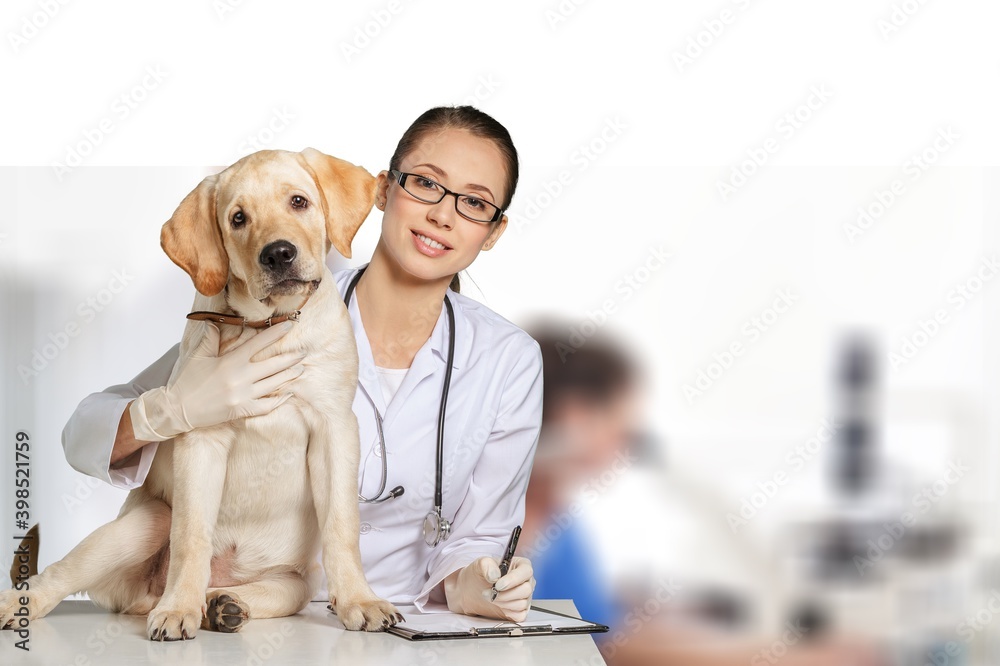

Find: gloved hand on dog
130;321;304;442
444;556;535;623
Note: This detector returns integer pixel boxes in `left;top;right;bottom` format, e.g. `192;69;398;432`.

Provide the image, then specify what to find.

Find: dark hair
528;322;638;428
389;106;519;293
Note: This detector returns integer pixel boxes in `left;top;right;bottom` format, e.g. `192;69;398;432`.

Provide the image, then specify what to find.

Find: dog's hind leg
202;570;316;633
0;497;172;629
92;521;173;617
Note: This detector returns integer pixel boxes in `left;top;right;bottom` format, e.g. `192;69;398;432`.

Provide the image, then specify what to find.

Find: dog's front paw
330;597;402;632
147;605;202;641
0;589;32;630
202;590;249;633
0;586;57;629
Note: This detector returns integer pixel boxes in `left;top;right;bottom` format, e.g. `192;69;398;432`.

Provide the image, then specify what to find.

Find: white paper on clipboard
386;604;608;640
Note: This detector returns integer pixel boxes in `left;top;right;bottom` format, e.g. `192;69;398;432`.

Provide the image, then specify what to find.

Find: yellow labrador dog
0;148;400;640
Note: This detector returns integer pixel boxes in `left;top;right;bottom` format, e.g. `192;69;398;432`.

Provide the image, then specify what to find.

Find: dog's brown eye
291;195;307;209
231;211;246;228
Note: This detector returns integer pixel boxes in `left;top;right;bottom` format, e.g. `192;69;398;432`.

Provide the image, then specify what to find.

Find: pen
491;525;521;602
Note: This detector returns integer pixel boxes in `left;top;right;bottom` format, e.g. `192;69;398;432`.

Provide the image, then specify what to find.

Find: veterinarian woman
62;106;541;623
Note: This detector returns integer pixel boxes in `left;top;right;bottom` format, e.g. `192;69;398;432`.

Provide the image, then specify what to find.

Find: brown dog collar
186;310;301;328
186;286;313;329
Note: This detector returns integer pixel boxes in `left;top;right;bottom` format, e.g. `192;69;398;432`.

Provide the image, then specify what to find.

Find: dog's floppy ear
160;173;229;296
298;147;376;259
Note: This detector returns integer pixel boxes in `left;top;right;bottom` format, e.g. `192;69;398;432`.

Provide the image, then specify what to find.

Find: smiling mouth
413;231;451;250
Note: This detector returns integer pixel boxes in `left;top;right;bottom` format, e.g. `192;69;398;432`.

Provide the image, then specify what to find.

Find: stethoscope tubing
346;266;453;521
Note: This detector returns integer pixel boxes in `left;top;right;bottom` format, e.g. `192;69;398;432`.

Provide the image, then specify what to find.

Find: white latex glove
444;556;535;623
129;321;304;441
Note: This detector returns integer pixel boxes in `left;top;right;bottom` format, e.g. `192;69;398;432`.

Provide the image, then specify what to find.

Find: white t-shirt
375;365;409;407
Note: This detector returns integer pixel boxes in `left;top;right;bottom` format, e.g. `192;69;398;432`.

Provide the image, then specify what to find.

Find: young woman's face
376;127;508;284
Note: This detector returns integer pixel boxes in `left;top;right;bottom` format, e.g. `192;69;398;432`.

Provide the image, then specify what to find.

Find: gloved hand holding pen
444;555;536;623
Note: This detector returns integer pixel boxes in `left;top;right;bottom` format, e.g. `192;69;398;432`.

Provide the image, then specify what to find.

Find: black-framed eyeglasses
390;170;503;223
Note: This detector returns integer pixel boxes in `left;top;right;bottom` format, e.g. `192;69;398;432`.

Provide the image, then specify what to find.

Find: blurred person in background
522;322;886;666
522;325;638;631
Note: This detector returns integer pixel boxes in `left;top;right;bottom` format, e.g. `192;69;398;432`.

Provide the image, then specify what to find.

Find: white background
1;0;999;638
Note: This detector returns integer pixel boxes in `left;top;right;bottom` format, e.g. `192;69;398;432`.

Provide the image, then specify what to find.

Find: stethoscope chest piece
423;509;452;547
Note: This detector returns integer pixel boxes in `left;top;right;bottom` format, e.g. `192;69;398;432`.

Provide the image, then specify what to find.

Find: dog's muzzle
258;240;320;296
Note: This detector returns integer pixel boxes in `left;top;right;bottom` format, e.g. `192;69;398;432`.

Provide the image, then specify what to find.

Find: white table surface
2;599;607;665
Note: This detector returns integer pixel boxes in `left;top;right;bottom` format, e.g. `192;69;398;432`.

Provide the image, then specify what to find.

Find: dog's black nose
259;241;297;271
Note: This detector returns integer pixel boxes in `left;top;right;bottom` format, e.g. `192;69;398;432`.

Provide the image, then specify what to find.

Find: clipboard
386;604;609;641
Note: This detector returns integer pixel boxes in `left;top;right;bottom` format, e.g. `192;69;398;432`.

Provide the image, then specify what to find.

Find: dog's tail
10;524;39;587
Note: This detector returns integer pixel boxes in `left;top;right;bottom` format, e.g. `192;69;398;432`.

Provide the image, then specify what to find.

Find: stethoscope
347;266;455;548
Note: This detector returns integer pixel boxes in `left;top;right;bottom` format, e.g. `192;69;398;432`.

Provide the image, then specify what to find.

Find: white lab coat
61;266;543;610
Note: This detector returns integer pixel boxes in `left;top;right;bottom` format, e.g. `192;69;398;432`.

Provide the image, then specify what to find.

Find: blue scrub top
531;519;622;630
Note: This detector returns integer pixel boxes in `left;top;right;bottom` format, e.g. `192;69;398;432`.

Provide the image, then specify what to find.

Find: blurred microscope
784;333;988;665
